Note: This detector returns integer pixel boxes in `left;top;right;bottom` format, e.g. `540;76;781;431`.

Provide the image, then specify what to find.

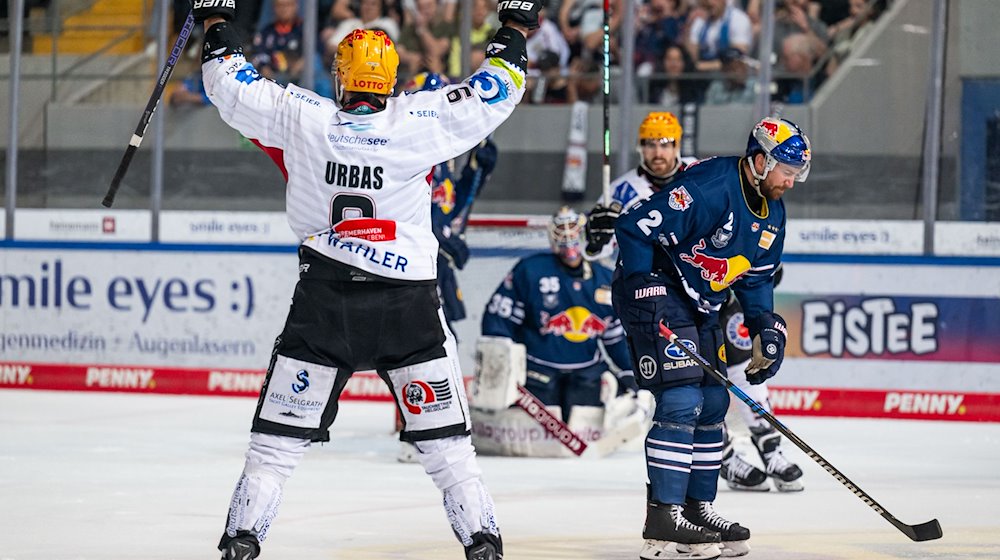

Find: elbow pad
202;21;244;63
485;27;528;74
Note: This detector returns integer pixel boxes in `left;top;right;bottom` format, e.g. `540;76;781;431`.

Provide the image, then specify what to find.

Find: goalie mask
745;117;811;191
637;112;683;187
334;29;399;104
548;206;587;266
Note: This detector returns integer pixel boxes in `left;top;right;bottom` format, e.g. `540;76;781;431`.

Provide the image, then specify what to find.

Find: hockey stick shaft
514;384;589;456
102;11;196;208
600;0;611;205
657;322;942;542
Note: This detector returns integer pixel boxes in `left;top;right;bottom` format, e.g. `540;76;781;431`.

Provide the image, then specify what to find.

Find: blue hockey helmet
745;117;811;183
403;72;449;93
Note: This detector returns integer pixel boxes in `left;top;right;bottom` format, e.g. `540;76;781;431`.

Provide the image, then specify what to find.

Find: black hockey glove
585;201;622;256
192;0;236;23
497;0;543;30
744;312;787;385
618;372;640;395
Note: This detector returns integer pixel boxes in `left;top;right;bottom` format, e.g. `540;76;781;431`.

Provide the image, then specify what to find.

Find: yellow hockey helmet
638;111;683;144
335;29;399;98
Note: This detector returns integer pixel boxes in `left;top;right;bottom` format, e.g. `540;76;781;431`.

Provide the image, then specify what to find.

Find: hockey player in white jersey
584;111;696;261
719;265;804;492
192;0;541;558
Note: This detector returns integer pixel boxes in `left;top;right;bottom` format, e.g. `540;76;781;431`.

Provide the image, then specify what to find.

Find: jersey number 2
637;210;662;236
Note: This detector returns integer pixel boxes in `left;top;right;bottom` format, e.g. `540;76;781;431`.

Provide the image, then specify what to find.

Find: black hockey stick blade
102;11;196;208
895;518;943;542
657;321;944;542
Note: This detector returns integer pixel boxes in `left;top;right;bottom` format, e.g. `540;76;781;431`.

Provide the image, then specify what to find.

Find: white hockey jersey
202;55;524;281
586;159;697;261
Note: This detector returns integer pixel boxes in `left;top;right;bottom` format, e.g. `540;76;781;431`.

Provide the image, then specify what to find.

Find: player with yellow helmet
192;0;541;558
584;111;697;260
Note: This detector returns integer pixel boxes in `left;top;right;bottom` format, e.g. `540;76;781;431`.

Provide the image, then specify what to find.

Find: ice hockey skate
680;498;751;557
219;531;260;560
640;500;722;559
465;531;503;560
752;427;804;492
719;445;770;492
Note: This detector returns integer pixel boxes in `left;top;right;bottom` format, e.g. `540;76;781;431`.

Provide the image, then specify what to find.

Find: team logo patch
751;222;760;232
664;339;697;361
638;355;658;379
667;186;693;211
403;379;453;415
726;312;752;351
468;72;509;105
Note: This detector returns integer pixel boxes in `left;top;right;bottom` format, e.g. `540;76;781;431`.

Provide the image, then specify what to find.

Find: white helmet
548;206;586;263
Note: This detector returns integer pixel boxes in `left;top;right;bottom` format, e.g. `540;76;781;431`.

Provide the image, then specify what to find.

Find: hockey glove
193;0;236;23
497;0;543;30
617;372;640;395
744;312;787;385
585;201;622;256
471;138;499;174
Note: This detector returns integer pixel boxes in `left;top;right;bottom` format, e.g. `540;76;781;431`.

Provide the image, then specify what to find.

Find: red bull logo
540;306;607;342
679;240;751;292
431;178;456;214
760;120;780;138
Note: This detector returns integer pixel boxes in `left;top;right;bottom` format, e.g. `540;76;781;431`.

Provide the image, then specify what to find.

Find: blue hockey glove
471;138;498;175
193;0;236;23
744;312;787;385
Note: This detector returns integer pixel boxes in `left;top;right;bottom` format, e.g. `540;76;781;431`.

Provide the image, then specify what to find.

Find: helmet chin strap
746;154;774;198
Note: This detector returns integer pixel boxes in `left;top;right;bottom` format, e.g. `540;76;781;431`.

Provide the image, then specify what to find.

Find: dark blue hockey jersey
482;254;633;376
615;156;785;321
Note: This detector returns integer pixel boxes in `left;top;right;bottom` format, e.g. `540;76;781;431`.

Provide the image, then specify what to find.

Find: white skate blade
772;477;804;492
725;479;770;492
641;540;721;560
720;540;750;557
678;541;748;558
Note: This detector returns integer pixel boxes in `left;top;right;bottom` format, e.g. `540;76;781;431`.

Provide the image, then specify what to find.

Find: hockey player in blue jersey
482;207;637;420
403;72;500;334
613;117;811;559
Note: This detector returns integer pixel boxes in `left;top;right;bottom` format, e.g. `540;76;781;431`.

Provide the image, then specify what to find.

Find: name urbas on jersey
326;162;384;190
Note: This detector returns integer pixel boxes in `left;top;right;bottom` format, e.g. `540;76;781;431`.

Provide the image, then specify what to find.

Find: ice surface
1;390;998;559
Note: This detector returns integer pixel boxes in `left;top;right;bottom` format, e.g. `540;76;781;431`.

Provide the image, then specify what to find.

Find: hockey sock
645;421;694;504
687;422;724;502
224;432;309;543
415;435;500;546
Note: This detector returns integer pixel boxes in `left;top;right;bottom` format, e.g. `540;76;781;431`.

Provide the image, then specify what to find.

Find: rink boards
1;212;999;422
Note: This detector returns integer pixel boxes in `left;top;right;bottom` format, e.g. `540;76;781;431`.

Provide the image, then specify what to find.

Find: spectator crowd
170;0;890;107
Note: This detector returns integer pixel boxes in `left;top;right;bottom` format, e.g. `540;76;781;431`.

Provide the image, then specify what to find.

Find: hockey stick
101;11;196;208
600;0;611;205
657;321;943;542
513;384;589;456
453;136;494;236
